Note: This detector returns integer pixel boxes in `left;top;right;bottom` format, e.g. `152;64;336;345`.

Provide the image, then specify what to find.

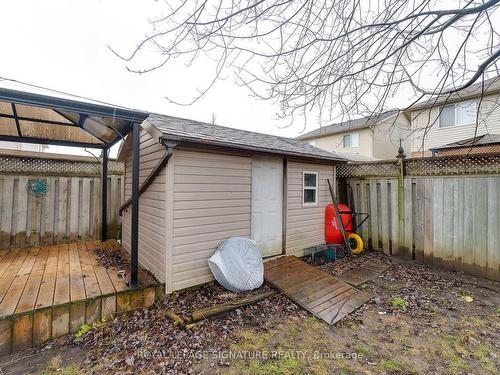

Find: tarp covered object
208;237;264;292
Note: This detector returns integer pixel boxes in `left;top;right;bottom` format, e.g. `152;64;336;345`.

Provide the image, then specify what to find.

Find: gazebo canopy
0;83;148;149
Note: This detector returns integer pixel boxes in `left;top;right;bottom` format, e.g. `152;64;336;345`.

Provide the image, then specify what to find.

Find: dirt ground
0;251;498;375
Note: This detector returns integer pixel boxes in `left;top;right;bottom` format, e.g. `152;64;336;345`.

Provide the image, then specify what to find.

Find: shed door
251;157;283;257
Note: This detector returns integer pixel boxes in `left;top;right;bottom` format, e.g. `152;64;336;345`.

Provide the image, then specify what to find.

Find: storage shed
118;114;346;293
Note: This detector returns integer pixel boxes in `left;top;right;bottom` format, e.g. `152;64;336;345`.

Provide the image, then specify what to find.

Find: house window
439;100;477;128
303;171;318;206
343;132;359;148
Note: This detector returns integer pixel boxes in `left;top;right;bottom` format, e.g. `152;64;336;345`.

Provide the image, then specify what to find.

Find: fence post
396;144;406;256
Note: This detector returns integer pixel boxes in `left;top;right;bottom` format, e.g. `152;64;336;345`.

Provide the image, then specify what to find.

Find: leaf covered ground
0;251;498;375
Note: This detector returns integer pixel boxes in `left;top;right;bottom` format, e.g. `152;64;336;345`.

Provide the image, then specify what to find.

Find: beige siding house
119;115;345;293
296;111;411;160
406;77;500;156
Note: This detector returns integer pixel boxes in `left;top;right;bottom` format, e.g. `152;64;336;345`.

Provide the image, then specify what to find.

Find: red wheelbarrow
326;179;369;256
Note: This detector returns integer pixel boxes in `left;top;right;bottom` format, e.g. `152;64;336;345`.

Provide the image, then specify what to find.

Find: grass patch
379;359;402;373
75;317;107;337
355;346;376;361
389;297;409;312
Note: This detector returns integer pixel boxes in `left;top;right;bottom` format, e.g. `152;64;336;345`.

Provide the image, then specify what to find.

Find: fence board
402;179;413;258
452;179;464;271
81;178;91;239
442;179;454;269
43;178;55;245
69;178;79;242
1;177;14;248
369;182;379;250
389;180;399;255
359;181;369;248
413;179;424;262
474;178;488;278
432;179;445;268
379;180;390;254
463;179;475;275
486;178;500;280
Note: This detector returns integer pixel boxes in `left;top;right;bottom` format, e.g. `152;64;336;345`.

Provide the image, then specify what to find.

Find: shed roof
295;110;399;141
146;113;346;162
0;82;148;148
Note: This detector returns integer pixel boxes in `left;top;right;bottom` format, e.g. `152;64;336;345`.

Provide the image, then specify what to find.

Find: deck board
0;247;40;316
68;243;86;302
0;250;29;303
15;247;49;313
53;244;70;305
264;256;372;325
35;245;59;309
77;242;101;298
85;242;116;295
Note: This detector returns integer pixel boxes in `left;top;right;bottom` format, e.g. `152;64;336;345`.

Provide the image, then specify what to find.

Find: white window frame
343;132;359;148
302;171;319;207
439;100;478;128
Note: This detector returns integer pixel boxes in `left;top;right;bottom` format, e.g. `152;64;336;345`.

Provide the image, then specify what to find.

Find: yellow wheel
348;233;364;254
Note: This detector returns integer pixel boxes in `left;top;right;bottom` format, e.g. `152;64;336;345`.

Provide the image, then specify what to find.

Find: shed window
439;100;477;128
343;132;359;148
303;171;318;206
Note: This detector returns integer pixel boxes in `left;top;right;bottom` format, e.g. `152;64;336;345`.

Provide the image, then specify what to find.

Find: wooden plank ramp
264;256;372;325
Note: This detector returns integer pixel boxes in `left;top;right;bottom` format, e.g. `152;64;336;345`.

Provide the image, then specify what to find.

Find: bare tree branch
115;0;500;148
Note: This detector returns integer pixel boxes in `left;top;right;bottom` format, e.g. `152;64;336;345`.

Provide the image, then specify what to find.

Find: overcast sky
0;0;331;156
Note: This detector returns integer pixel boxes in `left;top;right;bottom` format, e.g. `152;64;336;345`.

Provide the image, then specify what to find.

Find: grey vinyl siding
170;149;252;291
410;93;500;152
285;161;335;257
122;129;167;282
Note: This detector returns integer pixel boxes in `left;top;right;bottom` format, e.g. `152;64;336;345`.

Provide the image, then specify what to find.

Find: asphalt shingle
146;114;346;162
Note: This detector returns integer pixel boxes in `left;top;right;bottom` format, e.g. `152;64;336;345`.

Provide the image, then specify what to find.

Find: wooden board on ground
336;261;391;286
264;256;372;325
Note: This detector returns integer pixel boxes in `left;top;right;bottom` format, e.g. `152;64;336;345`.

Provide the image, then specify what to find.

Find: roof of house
295;110;399;141
407;76;500;112
145;113;346;162
429;133;500;151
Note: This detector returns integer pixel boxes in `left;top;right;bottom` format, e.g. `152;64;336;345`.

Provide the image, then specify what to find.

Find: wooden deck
0;241;162;355
264;256;372;325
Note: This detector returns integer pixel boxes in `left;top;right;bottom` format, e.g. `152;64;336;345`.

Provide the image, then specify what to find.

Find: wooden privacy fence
337;154;500;281
0;151;124;249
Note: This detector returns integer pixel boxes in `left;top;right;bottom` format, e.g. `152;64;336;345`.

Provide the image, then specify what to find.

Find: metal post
101;148;109;241
130;122;140;287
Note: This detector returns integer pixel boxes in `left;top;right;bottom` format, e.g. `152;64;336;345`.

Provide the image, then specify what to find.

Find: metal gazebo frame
0;85;149;287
